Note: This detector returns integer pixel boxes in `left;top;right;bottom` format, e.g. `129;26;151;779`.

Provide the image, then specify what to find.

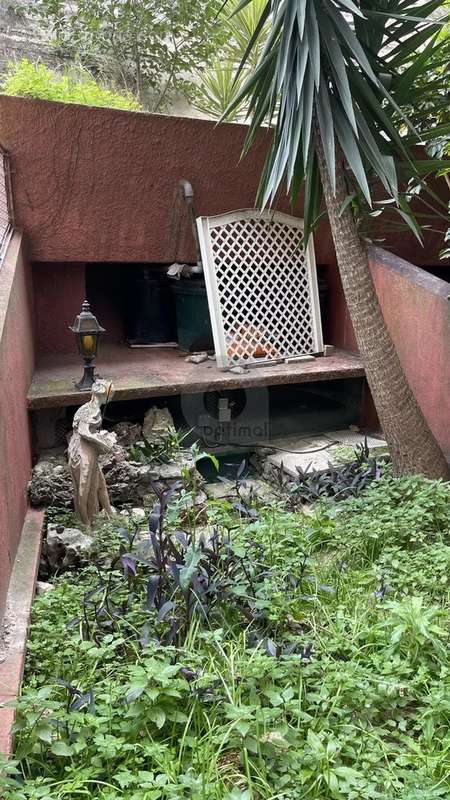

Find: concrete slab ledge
27;345;365;410
0;509;44;755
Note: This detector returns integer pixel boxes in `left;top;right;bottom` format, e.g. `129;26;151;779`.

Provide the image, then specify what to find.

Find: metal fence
0;145;14;262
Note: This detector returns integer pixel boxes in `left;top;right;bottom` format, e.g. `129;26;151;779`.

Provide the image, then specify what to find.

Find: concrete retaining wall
369;247;450;455
0;232;35;621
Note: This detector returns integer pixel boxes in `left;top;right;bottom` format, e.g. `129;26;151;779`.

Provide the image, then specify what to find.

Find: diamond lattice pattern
208;216;318;365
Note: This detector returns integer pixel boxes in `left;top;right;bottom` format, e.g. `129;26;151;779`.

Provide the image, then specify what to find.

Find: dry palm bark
315;135;450;479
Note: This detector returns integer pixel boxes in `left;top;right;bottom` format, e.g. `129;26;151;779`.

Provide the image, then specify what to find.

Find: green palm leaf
223;0;448;241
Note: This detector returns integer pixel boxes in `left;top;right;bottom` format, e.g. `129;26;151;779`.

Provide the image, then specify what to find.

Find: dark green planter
171;279;214;352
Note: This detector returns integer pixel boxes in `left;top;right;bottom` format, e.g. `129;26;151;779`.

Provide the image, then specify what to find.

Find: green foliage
320;473;450;563
130;427;191;466
3;474;450;799
32;0;225;111
193;0;270;120
224;0;450;244
1;59;141;110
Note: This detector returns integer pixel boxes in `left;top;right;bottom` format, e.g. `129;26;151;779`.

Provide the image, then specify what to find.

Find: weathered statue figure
68;380;116;528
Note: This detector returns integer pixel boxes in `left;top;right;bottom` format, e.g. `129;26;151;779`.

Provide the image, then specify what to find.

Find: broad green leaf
179;546;202;592
51;740;73;757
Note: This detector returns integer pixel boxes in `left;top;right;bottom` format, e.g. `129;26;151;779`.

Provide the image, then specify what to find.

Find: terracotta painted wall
369;247;450;455
33;261;86;356
0;95;337;264
0;232;35;621
1;95;447;269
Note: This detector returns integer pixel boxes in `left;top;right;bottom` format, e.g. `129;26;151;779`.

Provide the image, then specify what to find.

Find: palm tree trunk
315;134;449;479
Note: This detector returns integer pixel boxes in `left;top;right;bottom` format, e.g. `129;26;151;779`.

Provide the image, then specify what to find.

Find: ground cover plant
1;469;450;799
2;60;141;111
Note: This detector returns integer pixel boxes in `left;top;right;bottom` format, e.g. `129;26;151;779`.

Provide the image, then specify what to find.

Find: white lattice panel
196;210;323;369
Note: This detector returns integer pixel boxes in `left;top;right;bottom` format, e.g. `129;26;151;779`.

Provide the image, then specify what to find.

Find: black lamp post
69;301;105;390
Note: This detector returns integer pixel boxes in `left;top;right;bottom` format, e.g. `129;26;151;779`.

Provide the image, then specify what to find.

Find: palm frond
223;0;449;240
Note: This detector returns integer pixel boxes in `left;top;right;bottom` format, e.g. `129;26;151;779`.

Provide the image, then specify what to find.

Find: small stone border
0;509;44;755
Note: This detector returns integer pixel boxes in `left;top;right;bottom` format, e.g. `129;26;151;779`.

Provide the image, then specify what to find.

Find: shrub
1;59;141;111
4;474;450;799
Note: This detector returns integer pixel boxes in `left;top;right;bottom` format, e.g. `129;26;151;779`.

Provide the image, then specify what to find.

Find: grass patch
1;474;450;799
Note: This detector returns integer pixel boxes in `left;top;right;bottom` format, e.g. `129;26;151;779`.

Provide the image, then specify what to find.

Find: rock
45;524;94;570
28;456;73;508
205;476;277;506
99;442;128;471
229;366;249;374
112;421;143;448
205;480;235;501
29;437;201;510
131;507;146;521
102;459;144;505
36;581;54;595
185;352;208;364
153;461;189;481
238;479;278;506
142;406;175;444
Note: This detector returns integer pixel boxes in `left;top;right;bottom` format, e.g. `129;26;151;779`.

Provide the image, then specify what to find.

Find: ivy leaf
35;723;53;744
51;740;73;757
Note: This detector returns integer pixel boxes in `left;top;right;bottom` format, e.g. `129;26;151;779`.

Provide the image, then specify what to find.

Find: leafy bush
285;441;387;505
1;59;141;111
314;473;450;563
3;474;450;799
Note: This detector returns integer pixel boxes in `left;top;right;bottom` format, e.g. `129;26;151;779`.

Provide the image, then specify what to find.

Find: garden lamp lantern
69;300;105;390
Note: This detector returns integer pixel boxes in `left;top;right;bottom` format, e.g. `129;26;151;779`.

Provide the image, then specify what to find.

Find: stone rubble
185;352;208;364
28;456;73;508
142;406;175;443
45;524;94;570
29;438;203;510
111;420;143;448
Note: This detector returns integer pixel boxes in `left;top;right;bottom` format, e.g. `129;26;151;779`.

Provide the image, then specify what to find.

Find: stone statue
68;380;117;528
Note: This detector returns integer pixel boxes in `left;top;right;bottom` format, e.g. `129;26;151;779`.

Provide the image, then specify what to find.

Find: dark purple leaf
157;600;174;623
180;667;198;682
117;528;131;543
66;617;81;630
145;576;159;610
166;619;179;644
160;481;183;512
148;504;161;534
121;553;138;577
266;639;277;657
233;502;259;520
126;686;146;703
174;531;188;549
150;533;161;566
70;689;95;714
55;678;80;696
169;564;181;586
